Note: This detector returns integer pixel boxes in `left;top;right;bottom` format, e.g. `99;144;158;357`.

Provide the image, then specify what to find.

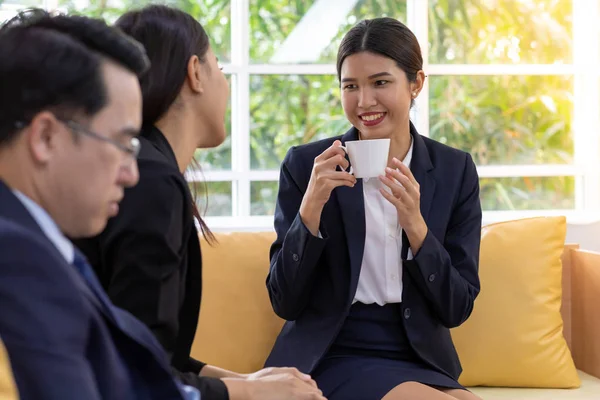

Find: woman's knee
440;388;482;400
382;382;455;400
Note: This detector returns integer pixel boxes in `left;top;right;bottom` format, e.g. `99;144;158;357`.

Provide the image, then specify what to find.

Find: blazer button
428;273;436;282
292;253;299;262
404;308;411;319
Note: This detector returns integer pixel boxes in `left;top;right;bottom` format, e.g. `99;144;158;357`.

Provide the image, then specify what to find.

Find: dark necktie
72;249;119;323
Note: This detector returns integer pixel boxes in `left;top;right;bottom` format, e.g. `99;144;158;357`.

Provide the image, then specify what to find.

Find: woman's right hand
224;372;327;400
300;140;357;236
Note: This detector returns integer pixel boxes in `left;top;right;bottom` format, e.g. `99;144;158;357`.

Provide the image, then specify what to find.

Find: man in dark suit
0;9;200;399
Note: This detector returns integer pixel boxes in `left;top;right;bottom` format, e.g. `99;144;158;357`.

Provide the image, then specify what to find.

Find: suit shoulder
100;169;188;247
124;166;186;205
136;137;185;180
0;217;56;257
0;219;91;351
123;138;188;207
0;218;78;288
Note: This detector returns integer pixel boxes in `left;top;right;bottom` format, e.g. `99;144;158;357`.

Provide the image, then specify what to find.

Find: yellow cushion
451;216;580;388
191;231;283;373
0;338;18;400
469;370;600;399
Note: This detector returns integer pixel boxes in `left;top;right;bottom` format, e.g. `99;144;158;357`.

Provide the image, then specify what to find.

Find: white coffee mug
339;138;390;179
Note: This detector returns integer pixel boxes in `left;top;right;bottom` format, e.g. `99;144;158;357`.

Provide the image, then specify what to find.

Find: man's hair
0;8;150;146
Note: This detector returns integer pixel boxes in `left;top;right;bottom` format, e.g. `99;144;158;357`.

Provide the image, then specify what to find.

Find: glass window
20;0;594;223
251;181;278;216
195;74;232;171
480;176;574;210
191;181;232;217
250;74;346;170
250;0;407;64
50;2;232;171
0;0;42;22
56;0;231;62
429;75;573;165
429;0;572;64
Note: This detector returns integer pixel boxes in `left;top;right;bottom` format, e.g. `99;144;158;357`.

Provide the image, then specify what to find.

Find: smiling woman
264;17;483;400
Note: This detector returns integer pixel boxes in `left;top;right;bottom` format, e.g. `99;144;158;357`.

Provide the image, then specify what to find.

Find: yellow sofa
0;338;19;399
191;232;600;399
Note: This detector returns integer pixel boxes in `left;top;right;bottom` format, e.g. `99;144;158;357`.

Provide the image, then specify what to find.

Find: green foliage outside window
2;0;575;215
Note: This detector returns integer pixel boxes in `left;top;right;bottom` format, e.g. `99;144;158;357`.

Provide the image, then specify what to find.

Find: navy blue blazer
0;181;186;400
264;123;482;380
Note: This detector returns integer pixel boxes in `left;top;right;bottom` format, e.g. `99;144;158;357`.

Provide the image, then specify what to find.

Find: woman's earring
412;92;417;98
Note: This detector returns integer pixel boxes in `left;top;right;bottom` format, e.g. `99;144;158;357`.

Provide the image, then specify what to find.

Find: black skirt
312;302;464;400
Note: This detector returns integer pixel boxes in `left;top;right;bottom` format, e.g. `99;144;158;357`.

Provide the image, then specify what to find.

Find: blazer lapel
335;127;366;302
409;122;435;222
0;181;172;378
0;181;119;324
402;123;436;258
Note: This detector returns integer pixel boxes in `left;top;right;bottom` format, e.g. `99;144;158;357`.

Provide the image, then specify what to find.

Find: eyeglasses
14;119;141;158
60;119;141;159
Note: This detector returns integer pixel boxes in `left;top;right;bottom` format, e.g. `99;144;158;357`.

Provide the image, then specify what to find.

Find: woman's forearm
200;364;244;379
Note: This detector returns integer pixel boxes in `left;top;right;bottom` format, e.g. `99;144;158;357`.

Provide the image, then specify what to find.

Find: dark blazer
264;123;482;380
73;126;228;399
0;180;186;400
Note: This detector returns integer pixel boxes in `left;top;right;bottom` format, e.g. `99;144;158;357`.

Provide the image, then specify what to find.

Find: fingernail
393;157;400;163
385;167;392;173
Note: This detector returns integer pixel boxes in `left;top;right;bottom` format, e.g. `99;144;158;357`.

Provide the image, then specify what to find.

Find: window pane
250;0;407;64
251;177;576;214
429;75;573;165
190;181;232;217
57;0;231;62
480;176;574;211
250;74;346;170
429;0;572;64
251;181;278;216
251;177;575;215
54;0;231;170
195;74;232;170
1;0;42;22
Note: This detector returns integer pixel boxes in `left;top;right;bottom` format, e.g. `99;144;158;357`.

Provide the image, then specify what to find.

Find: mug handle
338;145;353;175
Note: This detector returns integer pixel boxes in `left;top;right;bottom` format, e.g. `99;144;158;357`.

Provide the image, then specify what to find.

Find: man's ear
27;111;62;164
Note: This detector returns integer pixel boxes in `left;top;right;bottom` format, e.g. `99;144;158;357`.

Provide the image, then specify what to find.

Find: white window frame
201;0;600;231
13;0;597;230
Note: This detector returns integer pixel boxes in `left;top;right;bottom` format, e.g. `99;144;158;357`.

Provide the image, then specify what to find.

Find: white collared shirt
353;139;414;305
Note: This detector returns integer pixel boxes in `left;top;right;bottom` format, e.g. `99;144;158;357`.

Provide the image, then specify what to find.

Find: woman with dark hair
265;17;482;400
73;5;325;400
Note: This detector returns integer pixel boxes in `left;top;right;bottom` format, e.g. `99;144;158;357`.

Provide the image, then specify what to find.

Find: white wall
563;221;600;252
481;214;600;253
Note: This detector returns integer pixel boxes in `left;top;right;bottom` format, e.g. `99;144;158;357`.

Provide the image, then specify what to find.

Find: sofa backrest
192;231;282;373
191;231;577;373
561;243;578;351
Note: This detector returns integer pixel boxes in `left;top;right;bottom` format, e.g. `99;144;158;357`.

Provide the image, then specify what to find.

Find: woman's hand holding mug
300;140;356;236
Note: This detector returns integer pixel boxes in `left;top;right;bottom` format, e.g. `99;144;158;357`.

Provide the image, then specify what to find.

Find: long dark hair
337;17;423;106
116;5;215;244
